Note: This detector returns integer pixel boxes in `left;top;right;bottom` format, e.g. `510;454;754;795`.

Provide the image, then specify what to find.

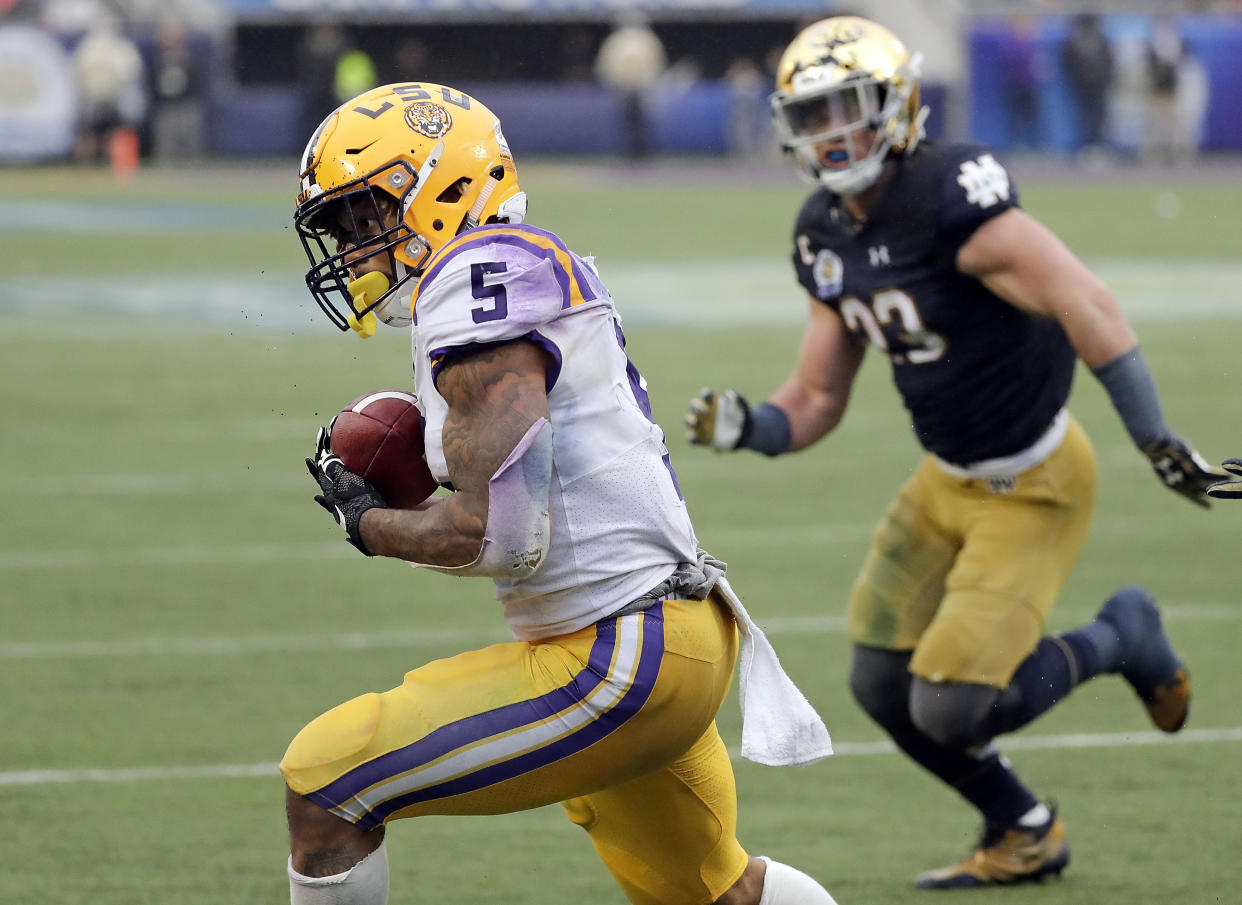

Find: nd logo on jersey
957;154;1010;208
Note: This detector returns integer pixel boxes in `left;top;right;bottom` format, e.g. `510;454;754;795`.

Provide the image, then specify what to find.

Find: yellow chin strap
345;271;391;339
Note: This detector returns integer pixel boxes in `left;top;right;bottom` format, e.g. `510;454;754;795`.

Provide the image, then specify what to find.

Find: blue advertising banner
0;25;77;160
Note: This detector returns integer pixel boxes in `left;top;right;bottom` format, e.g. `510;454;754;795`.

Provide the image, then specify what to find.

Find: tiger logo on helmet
404;101;453;139
770;17;929;196
295;83;527;337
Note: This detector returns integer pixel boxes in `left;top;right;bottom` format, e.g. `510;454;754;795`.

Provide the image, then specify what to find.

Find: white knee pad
758;857;839;905
288;842;389;905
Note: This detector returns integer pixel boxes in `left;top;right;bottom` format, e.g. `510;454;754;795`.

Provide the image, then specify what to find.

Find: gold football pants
280;594;748;905
847;416;1097;687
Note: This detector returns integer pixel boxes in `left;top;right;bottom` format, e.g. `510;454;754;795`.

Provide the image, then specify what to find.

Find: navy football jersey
792;141;1077;466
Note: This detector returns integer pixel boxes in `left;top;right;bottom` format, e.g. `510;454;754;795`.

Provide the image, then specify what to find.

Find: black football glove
1207;458;1242;501
1142;432;1228;508
305;419;386;555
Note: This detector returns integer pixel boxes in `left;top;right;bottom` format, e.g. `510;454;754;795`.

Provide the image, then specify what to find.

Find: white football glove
685;388;749;451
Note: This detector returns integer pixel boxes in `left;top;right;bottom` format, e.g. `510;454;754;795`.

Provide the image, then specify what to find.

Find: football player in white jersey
285;82;838;905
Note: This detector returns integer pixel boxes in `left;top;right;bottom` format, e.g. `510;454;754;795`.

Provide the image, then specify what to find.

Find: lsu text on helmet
770;16;929;196
295;83;527;336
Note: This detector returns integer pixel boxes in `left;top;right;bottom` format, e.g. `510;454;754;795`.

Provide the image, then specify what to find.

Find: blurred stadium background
3;0;1242;163
1;1;1240;904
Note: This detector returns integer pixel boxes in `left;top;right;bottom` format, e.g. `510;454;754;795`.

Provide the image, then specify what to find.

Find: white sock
288;842;389;905
757;857;839;905
1018;803;1052;828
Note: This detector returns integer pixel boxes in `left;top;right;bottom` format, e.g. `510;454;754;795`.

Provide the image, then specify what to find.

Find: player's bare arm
359;340;552;565
956;206;1138;367
767;299;866;451
958;205;1223;505
686;300;863;455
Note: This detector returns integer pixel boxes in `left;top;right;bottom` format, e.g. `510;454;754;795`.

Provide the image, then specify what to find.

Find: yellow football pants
847;416;1097;687
280;594;748;905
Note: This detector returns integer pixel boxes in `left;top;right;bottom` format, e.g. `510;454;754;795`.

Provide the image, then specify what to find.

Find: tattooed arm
359;340;553;566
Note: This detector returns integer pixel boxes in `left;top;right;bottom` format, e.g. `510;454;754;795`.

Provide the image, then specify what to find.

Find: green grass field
1;158;1239;904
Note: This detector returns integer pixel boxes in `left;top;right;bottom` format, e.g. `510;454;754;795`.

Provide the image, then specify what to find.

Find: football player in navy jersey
686;16;1225;890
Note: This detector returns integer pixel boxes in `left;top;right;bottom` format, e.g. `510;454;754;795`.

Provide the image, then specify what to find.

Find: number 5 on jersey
471;261;508;323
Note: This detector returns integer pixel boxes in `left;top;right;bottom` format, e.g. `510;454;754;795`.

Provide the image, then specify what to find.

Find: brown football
330;390;439;508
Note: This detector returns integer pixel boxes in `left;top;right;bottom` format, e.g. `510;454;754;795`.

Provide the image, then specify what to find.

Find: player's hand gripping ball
329;390;439;508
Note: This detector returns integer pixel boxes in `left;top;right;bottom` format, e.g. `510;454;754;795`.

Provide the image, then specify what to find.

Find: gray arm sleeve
739;402;792;457
1090;346;1169;450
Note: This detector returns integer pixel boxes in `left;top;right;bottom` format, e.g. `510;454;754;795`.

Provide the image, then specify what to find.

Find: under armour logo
1155;456;1185;485
957;154;1011;208
868;245;890;267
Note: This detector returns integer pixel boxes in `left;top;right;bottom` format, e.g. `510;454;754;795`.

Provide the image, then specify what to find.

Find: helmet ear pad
408;162;519;245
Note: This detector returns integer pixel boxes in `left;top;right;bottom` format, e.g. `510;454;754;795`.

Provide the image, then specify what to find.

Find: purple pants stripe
307;604;666;828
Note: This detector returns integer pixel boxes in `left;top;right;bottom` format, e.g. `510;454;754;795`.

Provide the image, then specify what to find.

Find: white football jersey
409;223;698;640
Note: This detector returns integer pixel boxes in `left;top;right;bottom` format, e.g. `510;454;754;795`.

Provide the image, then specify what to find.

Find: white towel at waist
712;575;833;766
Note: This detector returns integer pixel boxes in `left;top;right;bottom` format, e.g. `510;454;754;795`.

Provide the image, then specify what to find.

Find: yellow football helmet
770;17;928;195
295;82;527;336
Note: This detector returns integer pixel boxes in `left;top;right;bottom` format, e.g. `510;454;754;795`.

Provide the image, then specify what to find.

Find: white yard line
0;624;512;659
1;602;1236;661
3;726;1240;787
0;503;1218;570
4;260;1241;330
0;541;359;570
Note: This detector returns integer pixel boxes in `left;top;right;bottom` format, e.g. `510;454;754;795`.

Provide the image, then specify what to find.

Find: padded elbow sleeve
427;417;552;578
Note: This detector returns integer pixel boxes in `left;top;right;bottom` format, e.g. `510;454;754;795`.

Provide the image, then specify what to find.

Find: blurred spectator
724;56;770;159
297;24;376;134
299;23;345;134
150;17;206;162
72;14;147;170
1059;13;1114;156
560;25;597;83
997;16;1042;152
389;36;428;82
594;12;666;160
43;0;109;34
1108;28;1150;154
1143;16;1205;164
1174;41;1209;160
334;47;377;105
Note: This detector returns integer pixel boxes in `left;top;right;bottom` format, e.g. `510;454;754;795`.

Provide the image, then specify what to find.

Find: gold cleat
1141;665;1190;733
915;813;1069;889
